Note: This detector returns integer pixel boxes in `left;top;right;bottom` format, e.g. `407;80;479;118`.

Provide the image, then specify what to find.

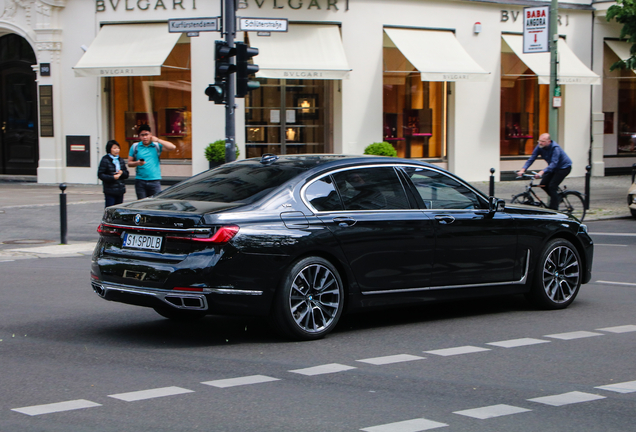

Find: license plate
123;232;163;251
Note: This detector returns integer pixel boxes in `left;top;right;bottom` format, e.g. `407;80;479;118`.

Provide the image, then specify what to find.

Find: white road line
108;386;194;402
589;232;636;237
11;399;101;416
356;354;425;366
595;244;628;247
544;331;604;340
424;346;490;357
453;404;531;419
201;375;280;388
528;391;605;406
595;380;636;394
360;418;448;432
595;280;636;287
486;338;550;348
289;363;356;376
596;325;636;333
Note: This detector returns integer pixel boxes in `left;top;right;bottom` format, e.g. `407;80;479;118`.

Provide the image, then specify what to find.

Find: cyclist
516;133;572;210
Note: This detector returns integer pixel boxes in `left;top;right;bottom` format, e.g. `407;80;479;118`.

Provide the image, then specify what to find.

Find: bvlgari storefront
0;0;600;185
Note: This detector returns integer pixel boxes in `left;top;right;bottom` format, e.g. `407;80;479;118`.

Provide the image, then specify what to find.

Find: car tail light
97;223;122;236
166;225;240;244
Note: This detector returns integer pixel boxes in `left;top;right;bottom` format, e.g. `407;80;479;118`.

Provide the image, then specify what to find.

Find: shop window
618;80;636;153
245;78;331;158
382;47;446;159
500;52;549;156
110;41;191;160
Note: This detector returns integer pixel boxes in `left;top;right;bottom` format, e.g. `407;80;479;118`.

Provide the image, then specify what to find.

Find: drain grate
2;239;54;245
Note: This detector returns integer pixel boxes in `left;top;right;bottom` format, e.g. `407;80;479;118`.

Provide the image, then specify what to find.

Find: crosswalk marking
357;354;425;365
528;391;605;406
453;404;531;419
108;386;193;402
360;418;448;432
12;399;101;416
424;346;490;356
486;338;550;348
289;363;356;376
596;325;636;333
595;380;636;394
544;331;604;340
201;375;280;388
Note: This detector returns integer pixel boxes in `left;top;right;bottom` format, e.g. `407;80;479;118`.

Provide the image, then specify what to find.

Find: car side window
402;167;481;210
305;175;344;211
332;167;410;211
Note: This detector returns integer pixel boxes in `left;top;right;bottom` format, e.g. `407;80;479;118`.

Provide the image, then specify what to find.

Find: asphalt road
0;219;635;431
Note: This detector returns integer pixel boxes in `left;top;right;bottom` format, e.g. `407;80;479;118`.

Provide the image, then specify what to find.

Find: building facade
0;0;615;185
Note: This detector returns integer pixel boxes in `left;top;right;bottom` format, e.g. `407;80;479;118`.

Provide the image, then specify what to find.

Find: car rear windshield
156;162;307;204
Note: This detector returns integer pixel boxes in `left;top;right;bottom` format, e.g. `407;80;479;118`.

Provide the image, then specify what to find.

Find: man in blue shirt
127;124;176;199
517;133;572;210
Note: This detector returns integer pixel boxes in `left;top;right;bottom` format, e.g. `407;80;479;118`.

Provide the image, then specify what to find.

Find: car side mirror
488;197;505;213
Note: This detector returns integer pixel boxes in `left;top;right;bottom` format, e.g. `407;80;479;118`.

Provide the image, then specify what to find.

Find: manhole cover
2;239;54;245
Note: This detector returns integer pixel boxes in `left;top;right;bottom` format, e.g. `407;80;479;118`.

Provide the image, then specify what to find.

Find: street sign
523;6;549;53
168;17;219;33
238;17;288;32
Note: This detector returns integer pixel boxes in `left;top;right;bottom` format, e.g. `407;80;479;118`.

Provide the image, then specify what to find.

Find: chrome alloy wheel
541;245;580;304
288;263;341;334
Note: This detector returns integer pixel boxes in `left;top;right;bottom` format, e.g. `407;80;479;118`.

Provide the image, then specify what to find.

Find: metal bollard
584;165;591;211
489;168;495;197
59;183;67;245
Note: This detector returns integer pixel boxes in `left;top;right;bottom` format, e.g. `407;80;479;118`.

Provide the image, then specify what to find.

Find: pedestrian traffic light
215;40;236;82
235;42;260;98
205;79;226;104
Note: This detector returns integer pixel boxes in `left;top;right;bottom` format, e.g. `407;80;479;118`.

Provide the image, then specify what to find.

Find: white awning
73;23;181;78
383;28;489;82
252;24;350;80
605;40;636;75
501;34;600;85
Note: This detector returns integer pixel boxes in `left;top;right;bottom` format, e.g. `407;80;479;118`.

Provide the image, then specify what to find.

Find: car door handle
333;217;356;227
435;215;455;224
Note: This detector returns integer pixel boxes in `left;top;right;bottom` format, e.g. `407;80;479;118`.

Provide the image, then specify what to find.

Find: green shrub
364;141;398;157
205;140;240;162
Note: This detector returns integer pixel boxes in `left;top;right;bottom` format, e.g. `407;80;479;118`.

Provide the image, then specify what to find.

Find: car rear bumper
91;279;272;316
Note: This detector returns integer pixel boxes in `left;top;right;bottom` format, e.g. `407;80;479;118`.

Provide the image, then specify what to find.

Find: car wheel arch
544;231;589;278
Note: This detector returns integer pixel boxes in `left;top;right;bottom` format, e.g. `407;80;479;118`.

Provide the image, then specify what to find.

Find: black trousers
540;166;572;210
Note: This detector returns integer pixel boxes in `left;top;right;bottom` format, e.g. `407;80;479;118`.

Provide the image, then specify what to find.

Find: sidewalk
0;175;632;261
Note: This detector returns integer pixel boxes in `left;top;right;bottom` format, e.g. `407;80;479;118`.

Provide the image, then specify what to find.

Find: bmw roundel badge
134;214;141;225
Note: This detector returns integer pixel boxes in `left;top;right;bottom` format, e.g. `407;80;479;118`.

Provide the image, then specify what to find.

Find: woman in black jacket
98;140;129;207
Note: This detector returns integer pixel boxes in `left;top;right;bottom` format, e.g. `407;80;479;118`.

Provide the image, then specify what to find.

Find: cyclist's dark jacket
522;140;572;174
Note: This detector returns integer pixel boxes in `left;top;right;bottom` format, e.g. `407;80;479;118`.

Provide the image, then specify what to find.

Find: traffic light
205;79;225;104
215;40;236;82
235;42;260;98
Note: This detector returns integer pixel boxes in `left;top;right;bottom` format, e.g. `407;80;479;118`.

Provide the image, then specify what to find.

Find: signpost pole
224;0;237;163
549;0;559;139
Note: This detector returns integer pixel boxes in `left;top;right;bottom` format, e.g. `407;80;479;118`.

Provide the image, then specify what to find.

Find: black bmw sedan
91;154;593;340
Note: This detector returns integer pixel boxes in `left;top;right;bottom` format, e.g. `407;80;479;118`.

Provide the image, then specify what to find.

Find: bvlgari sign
96;0;198;12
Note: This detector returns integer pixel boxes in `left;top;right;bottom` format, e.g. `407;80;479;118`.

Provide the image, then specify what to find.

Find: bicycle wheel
511;192;535;206
558;191;586;221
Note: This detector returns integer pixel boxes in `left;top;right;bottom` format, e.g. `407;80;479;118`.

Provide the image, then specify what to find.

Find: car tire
525;238;581;310
272;256;344;341
153;306;207;322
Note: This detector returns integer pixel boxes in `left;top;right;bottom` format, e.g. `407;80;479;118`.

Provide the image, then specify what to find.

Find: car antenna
260;153;279;164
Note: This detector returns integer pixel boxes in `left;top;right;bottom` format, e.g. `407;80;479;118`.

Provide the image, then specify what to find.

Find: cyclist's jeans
540;166;572;210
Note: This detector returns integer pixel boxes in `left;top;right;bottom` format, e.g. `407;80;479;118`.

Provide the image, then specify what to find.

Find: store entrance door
245;79;333;158
0;35;38;175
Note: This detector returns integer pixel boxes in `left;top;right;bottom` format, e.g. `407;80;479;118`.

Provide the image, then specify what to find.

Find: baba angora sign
523;6;549;53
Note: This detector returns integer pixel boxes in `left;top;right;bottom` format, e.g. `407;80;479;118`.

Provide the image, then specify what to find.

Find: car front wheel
272;257;344;340
526;239;581;309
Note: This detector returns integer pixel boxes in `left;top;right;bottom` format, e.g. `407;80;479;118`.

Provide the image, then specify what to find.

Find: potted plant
205;140;240;169
363;141;398;157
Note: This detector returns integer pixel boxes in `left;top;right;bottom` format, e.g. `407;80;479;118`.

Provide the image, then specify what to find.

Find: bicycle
511;173;586;221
